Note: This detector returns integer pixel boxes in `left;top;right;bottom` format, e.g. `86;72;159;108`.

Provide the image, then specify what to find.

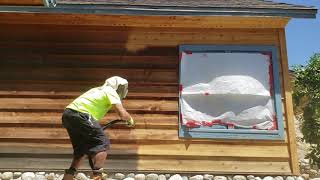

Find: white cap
102;76;128;99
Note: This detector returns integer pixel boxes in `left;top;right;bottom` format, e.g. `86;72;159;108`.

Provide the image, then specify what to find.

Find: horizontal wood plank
0;27;278;45
0;24;280;32
0;98;178;112
0;13;289;28
0;110;287;129
0;112;178;129
0;142;289;158
0;80;178;93
0;91;178;99
0;54;178;69
0;127;177;141
0;67;178;82
0;157;291;174
0;127;288;144
0;42;178;55
0;0;42;5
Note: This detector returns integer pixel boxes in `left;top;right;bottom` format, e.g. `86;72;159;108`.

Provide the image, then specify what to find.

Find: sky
273;0;320;68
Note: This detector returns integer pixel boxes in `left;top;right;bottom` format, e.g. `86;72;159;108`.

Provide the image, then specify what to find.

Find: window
178;45;284;140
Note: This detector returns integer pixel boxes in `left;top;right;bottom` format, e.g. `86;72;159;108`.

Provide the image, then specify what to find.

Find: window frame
178;45;285;140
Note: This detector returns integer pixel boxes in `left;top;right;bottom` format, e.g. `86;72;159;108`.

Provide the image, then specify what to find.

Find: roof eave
0;5;317;19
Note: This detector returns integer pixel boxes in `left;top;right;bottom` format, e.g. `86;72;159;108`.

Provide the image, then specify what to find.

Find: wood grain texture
0;91;178;99
0;98;178;112
0;42;178;55
0;112;178;129
278;29;300;175
0;26;278;45
0;157;291;174
0;22;294;174
0;67;178;82
0;54;178;69
0;127;289;145
0;13;289;28
0;80;178;92
0;142;289;158
0;0;42;5
0;127;178;141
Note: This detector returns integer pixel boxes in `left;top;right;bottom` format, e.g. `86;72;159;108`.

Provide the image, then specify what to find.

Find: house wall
0;14;298;175
0;0;43;6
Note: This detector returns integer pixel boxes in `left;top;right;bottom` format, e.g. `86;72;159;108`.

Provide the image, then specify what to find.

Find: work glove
126;117;135;127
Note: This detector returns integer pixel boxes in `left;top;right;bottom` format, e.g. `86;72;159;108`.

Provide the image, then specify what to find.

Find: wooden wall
0;14;298;175
0;0;43;6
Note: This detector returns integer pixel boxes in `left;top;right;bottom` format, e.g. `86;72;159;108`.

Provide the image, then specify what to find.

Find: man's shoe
90;175;102;180
62;173;74;180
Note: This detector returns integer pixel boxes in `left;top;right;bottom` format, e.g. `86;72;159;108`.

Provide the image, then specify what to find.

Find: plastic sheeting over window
180;52;277;130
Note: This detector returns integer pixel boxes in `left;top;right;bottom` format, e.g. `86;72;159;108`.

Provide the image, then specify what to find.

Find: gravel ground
0;172;317;180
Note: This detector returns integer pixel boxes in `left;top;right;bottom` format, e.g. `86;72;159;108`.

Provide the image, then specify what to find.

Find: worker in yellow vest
62;76;134;180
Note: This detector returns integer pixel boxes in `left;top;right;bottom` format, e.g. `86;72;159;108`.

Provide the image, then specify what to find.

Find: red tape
179;84;183;92
270;115;277;130
261;52;272;60
202;121;213;127
185;51;193;55
185;120;201;128
179;52;182;61
268;60;274;96
189;119;228;127
212;119;222;124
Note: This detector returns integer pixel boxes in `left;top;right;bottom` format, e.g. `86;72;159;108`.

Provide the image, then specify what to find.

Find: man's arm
113;103;135;127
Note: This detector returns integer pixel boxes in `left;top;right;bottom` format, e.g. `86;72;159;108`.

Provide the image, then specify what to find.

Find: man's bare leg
90;151;107;180
70;155;86;169
63;155;85;180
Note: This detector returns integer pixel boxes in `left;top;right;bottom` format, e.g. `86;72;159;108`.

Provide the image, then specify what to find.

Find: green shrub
293;53;320;167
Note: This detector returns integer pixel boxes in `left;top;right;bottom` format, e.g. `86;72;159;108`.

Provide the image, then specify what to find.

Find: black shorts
62;108;110;157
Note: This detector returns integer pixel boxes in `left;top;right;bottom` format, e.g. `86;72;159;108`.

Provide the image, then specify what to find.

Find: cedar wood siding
0;14;298;175
0;0;43;6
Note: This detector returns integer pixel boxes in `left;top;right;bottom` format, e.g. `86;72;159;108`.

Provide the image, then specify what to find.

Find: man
62;76;134;180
